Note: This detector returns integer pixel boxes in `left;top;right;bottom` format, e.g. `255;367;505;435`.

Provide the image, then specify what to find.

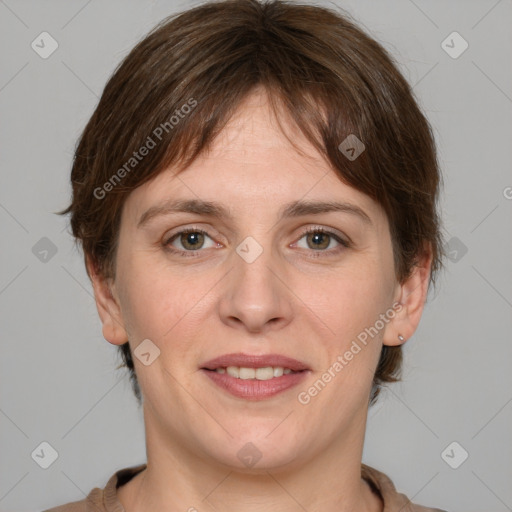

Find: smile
200;353;310;400
215;366;297;380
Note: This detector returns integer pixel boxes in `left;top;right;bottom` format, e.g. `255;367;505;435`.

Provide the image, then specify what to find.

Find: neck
118;406;382;512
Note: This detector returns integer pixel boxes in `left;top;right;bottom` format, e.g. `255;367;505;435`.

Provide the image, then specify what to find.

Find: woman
48;0;446;510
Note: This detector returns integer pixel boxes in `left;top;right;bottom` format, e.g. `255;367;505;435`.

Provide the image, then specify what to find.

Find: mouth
200;353;310;400
205;365;301;379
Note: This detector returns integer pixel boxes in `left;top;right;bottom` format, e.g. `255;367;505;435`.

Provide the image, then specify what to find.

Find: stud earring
398;334;405;342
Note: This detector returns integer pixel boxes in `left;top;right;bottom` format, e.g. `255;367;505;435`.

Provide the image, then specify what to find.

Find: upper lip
201;353;310;371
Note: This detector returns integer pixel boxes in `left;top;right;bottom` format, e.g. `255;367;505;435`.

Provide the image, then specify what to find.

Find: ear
86;256;128;346
383;243;433;347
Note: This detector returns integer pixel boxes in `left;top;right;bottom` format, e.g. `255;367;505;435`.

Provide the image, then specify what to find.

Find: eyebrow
137;198;372;228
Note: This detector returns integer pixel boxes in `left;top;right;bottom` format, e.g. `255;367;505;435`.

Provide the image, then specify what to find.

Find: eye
293;227;350;253
165;228;219;253
163;226;350;258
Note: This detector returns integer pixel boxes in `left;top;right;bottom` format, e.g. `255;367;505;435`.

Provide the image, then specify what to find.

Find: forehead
121;88;385;228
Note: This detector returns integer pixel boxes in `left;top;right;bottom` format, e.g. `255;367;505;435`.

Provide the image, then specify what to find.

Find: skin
88;87;432;512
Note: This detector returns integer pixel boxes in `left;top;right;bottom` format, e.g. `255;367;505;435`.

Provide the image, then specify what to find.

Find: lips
201;353;310;372
200;352;310;400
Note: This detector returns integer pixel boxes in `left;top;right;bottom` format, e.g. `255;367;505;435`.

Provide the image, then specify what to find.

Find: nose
218;244;293;334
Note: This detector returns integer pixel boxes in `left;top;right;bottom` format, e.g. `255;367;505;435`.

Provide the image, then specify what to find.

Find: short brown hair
58;0;444;406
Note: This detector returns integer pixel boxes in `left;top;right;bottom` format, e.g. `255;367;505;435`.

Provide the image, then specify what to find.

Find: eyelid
296;225;350;243
291;225;351;252
163;227;220;258
163;224;223;245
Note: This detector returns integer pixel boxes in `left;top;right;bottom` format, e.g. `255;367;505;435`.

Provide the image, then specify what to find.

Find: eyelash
163;226;351;258
298;227;351;257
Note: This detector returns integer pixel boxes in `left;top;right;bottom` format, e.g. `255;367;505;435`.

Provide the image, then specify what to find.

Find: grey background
0;0;511;511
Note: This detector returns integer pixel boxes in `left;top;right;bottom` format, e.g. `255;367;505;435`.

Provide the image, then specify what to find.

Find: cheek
117;254;216;350
302;274;390;407
311;265;393;344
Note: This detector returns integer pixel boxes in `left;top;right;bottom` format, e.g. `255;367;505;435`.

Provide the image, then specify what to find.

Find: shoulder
41;488;101;512
42;464;147;512
361;464;448;512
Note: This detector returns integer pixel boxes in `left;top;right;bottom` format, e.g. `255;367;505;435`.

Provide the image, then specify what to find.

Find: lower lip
201;369;310;400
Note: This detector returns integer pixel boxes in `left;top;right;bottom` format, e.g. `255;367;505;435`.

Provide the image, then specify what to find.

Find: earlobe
86;256;128;346
383;245;433;347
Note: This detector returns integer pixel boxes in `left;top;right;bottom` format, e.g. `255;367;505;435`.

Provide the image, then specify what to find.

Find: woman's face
95;89;422;471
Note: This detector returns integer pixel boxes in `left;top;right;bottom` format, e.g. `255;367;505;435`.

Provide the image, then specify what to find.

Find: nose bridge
218;234;292;332
232;235;278;308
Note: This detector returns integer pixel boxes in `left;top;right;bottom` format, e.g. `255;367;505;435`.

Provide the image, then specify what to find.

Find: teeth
226;366;239;378
255;367;274;380
217;366;296;380
239;367;255;380
273;367;284;377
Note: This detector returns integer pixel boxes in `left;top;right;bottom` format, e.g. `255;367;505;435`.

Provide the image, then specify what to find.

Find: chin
202;427;307;472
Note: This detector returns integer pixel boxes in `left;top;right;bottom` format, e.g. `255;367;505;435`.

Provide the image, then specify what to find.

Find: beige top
43;463;447;512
